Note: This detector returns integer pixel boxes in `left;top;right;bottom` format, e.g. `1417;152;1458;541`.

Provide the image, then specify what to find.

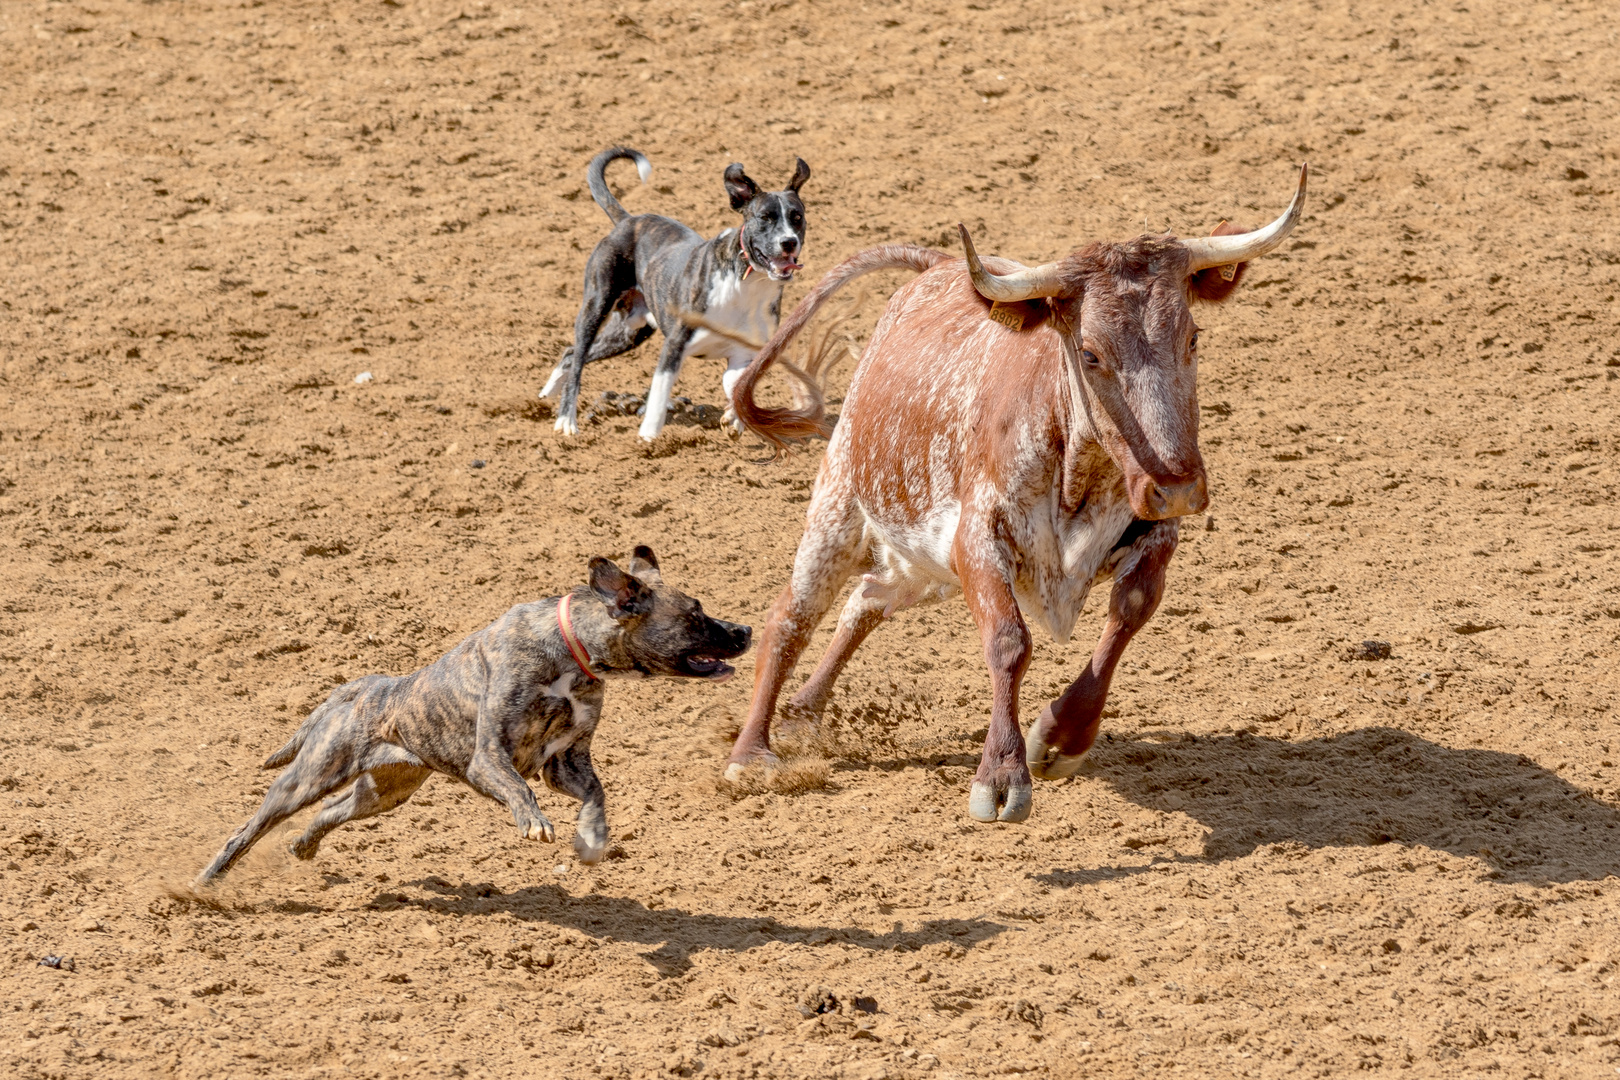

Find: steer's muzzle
1131;474;1209;520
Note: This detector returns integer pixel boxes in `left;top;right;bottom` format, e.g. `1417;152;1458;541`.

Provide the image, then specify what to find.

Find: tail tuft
732;244;951;457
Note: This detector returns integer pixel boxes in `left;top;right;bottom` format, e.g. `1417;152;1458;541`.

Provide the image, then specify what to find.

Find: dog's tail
732;244;951;457
586;147;653;225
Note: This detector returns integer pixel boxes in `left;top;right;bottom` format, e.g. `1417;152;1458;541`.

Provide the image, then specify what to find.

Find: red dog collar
738;224;757;280
556;593;599;683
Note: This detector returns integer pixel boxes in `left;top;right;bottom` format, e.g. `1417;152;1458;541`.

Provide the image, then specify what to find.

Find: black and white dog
539;147;810;440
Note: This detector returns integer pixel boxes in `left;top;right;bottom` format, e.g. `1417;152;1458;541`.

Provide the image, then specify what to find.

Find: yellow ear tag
988;301;1026;331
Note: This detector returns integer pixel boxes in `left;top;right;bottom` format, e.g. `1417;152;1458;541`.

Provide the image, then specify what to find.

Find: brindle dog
195;547;750;884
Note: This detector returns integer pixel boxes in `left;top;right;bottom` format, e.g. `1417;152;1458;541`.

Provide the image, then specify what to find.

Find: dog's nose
779;237;799;256
734;624;753;650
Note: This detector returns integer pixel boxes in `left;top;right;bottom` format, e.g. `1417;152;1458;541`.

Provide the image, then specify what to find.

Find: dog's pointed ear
723;163;760;212
588;557;654;619
786;158;811;193
627;545;662;585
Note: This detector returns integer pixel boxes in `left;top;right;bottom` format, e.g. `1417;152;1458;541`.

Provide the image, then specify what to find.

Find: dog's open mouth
682;654;736;682
767;255;802;280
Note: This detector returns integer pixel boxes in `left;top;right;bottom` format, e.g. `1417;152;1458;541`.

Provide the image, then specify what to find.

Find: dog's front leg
638;326;695;441
465;705;555;843
540;735;607;864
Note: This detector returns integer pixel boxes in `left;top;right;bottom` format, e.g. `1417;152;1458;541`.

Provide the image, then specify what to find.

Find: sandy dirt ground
2;1;1619;1077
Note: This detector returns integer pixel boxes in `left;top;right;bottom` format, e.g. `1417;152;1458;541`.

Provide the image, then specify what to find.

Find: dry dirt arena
3;0;1619;1077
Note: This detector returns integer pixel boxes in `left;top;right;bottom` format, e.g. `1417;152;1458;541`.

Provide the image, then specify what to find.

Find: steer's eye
1189;331;1200;352
1081;349;1100;369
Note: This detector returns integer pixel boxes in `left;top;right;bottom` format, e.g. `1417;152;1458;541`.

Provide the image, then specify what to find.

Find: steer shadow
373;883;1006;976
1039;726;1620;887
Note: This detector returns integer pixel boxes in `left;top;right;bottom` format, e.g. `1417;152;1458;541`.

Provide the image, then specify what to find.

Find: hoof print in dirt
1350;639;1392;661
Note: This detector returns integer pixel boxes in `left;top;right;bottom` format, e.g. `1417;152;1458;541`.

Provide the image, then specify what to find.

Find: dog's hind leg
195;741;369;884
555;243;637;436
540;292;654;397
290;760;432;861
539;736;607;864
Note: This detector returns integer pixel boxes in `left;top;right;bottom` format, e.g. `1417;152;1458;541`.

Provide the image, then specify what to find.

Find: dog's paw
553;414;579;437
522;817;556;843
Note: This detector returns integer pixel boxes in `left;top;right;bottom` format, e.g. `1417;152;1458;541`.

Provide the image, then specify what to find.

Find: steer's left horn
958;224;1068;302
1181;163;1309;272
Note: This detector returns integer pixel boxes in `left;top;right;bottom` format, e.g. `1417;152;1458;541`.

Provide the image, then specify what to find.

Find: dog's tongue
770;256;803;278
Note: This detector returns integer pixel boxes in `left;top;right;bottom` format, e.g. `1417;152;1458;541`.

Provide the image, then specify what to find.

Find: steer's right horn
958;224;1068;302
1182;163;1309;272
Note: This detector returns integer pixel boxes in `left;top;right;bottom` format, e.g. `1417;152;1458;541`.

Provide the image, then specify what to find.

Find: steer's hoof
1025;703;1098;780
969;780;1034;823
723;751;780;786
1027;738;1089;781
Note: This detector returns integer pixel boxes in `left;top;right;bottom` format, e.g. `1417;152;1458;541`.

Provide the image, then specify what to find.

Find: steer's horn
1181;163;1309;272
958;224;1068;302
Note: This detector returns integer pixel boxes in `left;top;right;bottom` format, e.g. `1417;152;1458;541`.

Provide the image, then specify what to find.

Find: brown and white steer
727;167;1307;822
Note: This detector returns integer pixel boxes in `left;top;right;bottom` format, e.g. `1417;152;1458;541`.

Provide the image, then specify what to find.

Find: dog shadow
1036;726;1620;887
377;883;1006;976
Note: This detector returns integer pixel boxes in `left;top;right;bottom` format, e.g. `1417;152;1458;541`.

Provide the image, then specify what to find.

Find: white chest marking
542;672;593;759
685;267;778;361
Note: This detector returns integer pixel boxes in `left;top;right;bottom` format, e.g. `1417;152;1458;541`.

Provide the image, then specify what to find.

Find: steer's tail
586;147;653;225
733;244;951;456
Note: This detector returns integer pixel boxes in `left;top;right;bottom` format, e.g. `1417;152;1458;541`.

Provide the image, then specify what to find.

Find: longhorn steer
727;167;1307;822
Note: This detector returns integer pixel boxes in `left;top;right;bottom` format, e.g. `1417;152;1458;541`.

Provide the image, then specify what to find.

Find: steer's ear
1188;220;1251;303
724;164;760;212
589;557;655;619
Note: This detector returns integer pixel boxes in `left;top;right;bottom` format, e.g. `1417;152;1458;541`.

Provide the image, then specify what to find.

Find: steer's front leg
957;531;1034;824
1027;519;1179;779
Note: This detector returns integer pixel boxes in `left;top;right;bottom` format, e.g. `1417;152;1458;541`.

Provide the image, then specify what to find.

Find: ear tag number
988;301;1026;331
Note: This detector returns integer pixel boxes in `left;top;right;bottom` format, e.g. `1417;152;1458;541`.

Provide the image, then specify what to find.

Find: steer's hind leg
290;761;432;861
957;519;1034;824
784;585;887;722
728;484;869;779
1026;519;1179;780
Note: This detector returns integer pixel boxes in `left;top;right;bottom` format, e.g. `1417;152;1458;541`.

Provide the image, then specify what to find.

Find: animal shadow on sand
373;883;1005;976
1038;726;1620;888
